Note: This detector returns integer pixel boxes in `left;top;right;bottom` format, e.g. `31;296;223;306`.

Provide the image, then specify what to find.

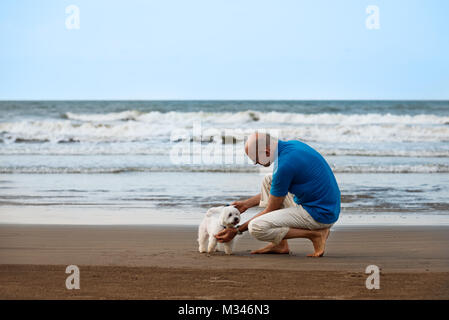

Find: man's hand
232;200;249;213
215;227;238;243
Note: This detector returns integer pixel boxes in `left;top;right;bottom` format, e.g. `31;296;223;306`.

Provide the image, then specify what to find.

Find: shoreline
1;205;449;226
1;224;448;299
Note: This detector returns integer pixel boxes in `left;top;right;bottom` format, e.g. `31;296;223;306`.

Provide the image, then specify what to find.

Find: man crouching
215;132;341;257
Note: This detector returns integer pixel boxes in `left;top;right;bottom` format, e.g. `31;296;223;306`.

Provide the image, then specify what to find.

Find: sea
0;100;448;225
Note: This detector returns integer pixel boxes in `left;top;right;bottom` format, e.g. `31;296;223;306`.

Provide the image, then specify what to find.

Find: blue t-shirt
270;140;341;224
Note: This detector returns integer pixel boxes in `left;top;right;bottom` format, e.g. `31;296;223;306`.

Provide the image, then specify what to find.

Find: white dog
198;205;241;255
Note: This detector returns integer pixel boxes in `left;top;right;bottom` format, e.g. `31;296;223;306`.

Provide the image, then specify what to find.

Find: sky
0;0;448;100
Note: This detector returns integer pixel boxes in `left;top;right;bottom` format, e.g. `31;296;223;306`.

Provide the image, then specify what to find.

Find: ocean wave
62;110;449;125
322;149;449;158
63;110;143;122
1;164;448;174
1;118;448;143
0;120;166;143
0;143;448;158
331;164;449;173
63;110;449;125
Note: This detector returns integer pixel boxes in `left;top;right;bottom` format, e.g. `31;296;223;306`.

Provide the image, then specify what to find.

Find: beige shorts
248;174;333;245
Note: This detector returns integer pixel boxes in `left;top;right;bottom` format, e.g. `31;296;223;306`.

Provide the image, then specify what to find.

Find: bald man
215;132;341;257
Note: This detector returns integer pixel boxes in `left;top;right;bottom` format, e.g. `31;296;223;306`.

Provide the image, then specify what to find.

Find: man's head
244;132;278;167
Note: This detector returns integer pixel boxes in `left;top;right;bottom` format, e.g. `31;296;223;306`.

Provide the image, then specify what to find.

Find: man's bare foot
307;228;330;257
251;240;290;254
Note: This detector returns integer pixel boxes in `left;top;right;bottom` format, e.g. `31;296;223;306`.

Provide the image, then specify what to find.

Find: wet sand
0;224;448;299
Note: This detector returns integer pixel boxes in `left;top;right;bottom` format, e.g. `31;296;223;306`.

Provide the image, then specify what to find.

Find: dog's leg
198;230;208;253
207;235;218;254
223;241;233;255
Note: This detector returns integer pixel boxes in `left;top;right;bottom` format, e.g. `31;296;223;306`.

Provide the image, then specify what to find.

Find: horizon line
1;99;448;102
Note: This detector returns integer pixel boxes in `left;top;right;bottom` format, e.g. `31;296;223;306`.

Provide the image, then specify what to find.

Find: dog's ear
218;207;228;225
206;206;223;217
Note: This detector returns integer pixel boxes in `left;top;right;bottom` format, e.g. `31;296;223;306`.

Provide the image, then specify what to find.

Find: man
215;132;340;257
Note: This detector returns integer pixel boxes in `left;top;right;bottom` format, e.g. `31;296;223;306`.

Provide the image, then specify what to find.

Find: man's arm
215;194;285;243
237;194;284;233
232;194;261;213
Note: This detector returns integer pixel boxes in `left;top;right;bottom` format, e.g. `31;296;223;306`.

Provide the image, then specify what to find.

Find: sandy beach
0;224;448;299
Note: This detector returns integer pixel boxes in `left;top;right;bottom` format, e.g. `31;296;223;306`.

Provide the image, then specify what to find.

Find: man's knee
248;219;269;240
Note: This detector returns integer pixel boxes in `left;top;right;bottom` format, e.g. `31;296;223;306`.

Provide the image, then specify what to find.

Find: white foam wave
1;164;447;174
331;164;449;173
1;143;448;157
63;110;449;125
0;120;168;143
1;118;448;144
65;110;142;122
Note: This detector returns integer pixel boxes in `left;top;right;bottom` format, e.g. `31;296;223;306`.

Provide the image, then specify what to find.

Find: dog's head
219;205;241;228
